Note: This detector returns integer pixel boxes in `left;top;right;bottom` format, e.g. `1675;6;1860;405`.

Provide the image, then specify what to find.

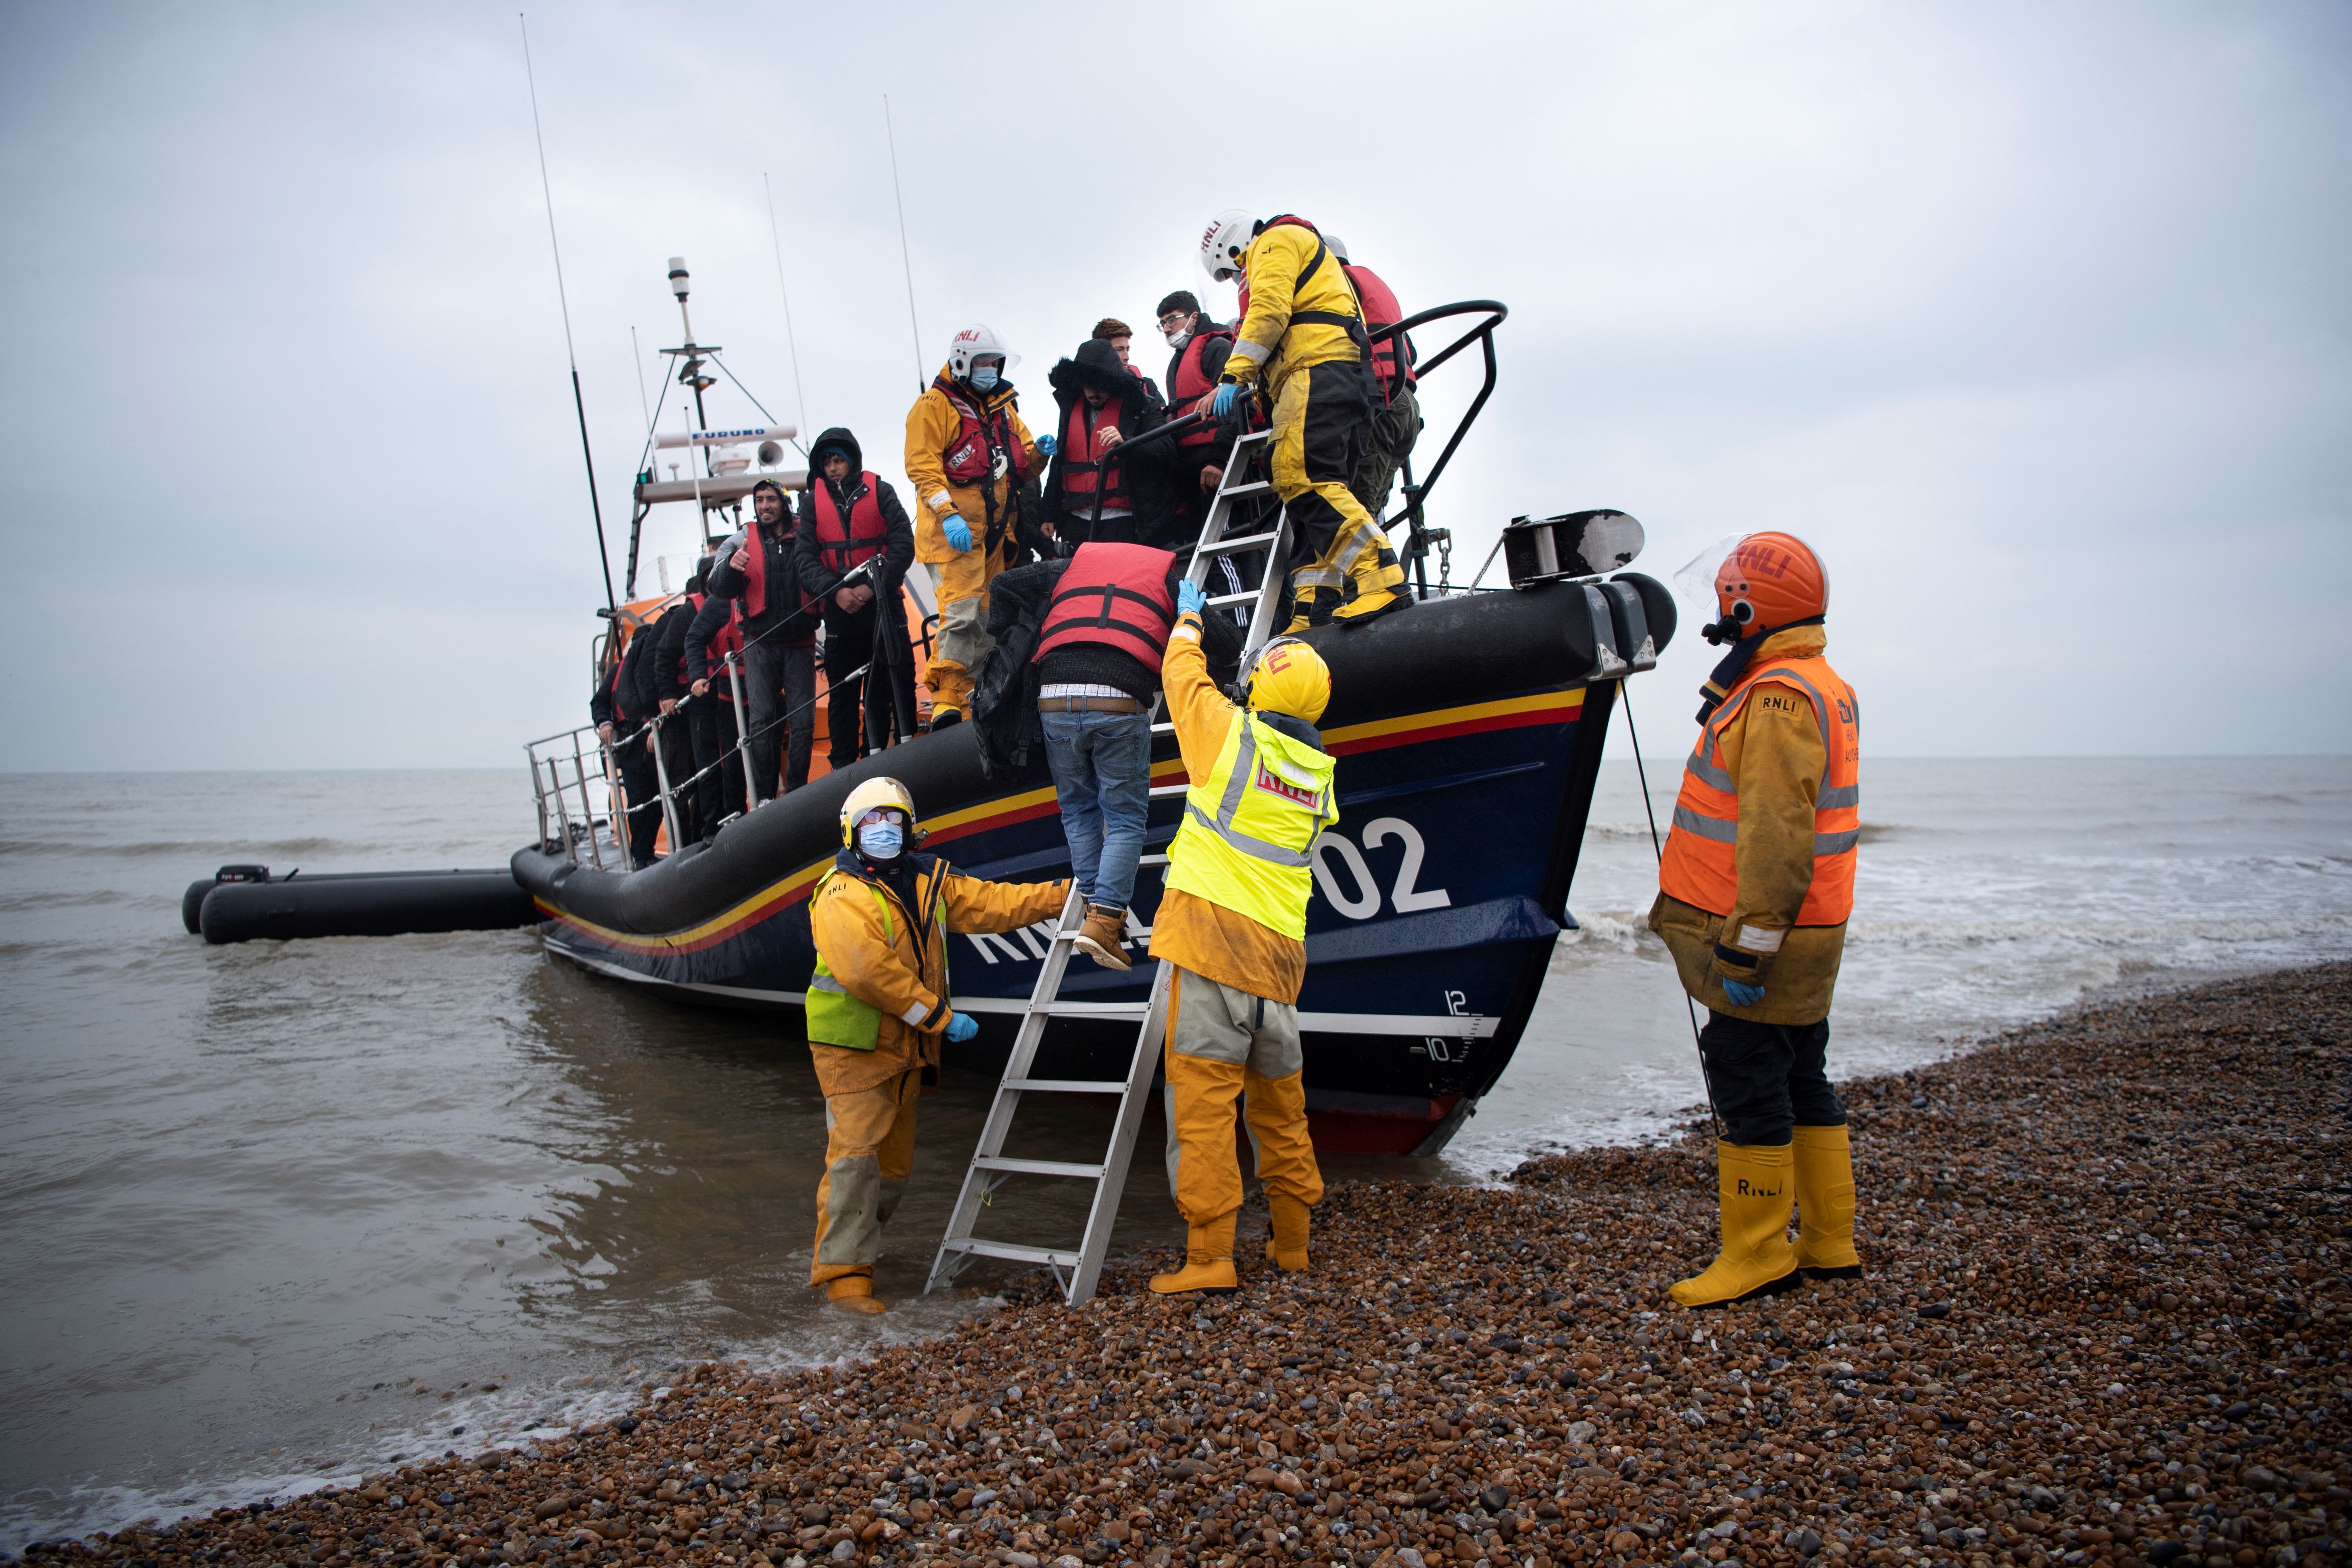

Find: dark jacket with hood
705;482;817;647
1040;338;1174;549
792;426;917;610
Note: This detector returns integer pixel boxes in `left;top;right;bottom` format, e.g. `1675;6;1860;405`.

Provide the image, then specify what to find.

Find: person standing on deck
1199;209;1406;632
903;325;1052;730
793;427;918;768
1649;532;1865;1308
705;478;819;798
803;777;1070;1315
1146;590;1336;1295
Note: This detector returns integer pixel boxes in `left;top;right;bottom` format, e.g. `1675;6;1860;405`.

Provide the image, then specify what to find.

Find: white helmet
1323;234;1350;263
1198;208;1256;283
947;323;1018;380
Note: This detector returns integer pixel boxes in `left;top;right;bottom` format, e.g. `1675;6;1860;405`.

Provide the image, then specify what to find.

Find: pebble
21;964;2347;1568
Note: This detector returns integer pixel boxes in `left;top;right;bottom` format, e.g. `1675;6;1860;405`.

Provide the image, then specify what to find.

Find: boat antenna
882;95;925;392
518;12;616;617
762;172;811;447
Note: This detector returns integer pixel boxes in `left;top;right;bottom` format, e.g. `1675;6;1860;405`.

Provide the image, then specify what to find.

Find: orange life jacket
936;376;1028;489
1060;396;1132;512
811;474;890;577
1168;326;1236;451
1657;653;1860;926
1034;542;1178;672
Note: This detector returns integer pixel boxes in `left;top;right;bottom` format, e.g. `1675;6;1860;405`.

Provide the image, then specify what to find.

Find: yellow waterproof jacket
808;849;1068;1095
1647;624;1849;1025
904;366;1045;565
1225;222;1365;392
1146;610;1314;1004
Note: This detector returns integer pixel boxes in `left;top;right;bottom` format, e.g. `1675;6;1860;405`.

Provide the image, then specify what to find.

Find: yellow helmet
1241;637;1332;725
838;776;920;848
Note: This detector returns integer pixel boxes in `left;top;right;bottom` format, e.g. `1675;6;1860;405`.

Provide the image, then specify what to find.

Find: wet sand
19;963;2346;1568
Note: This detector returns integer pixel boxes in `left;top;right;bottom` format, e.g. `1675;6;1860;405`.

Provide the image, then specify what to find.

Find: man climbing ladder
1148;583;1338;1294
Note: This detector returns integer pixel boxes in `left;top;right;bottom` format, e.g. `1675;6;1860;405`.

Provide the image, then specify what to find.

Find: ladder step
1215;481;1273;499
1002;1077;1129;1094
972;1156;1106;1179
1032;1001;1150;1016
1203;591;1255;608
1138;854;1169;866
938;1238;1084;1269
1201;529;1279;554
1149;720;1175;735
1148;783;1189;798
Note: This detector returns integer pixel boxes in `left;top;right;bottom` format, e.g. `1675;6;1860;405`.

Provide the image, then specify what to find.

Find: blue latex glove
945;1012;979;1043
1721;980;1767;1007
1035;433;1057;457
1176;578;1207;616
943;517;973;553
1211;381;1241;419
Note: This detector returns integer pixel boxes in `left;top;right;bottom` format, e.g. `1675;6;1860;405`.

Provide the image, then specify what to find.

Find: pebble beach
20;962;2346;1568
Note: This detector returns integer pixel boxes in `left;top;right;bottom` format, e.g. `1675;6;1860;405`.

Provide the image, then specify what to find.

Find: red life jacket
1034;542;1179;672
811;474;890;577
733;512;817;637
666;593;704;691
1168;326;1236;450
1059;396;1132;513
935;376;1028;489
696;592;744;698
1343;261;1415;395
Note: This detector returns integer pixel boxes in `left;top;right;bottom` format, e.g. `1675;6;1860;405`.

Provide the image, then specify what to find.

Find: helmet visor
1673;534;1747;618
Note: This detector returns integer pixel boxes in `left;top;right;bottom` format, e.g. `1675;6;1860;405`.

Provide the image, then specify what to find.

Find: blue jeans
1041;707;1152;912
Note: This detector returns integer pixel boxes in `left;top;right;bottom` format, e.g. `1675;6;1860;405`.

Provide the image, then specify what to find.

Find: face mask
968;367;999;392
858;821;904;859
1165;325;1193;350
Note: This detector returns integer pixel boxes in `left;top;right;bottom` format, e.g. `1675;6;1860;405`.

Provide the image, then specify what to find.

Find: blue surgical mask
968;367;999;392
858;821;904;859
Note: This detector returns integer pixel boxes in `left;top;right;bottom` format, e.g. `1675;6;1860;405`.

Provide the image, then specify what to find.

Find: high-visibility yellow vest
805;870;947;1051
1165;710;1339;939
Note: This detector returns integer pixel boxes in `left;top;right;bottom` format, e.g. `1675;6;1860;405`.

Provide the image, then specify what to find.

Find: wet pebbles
22;964;2346;1568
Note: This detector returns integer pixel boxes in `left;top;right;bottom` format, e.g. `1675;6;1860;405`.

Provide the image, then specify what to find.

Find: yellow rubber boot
1791;1123;1863;1279
1150;1211;1240;1295
1264;1194;1311;1272
826;1275;888;1315
1669;1142;1801;1309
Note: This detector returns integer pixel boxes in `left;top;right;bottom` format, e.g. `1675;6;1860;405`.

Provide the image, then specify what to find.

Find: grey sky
3;1;2346;770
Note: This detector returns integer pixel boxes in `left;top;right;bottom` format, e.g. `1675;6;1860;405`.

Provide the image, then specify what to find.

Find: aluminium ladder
925;427;1298;1305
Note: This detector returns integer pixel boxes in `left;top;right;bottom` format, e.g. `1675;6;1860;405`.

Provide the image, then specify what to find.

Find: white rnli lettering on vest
1252;756;1323;808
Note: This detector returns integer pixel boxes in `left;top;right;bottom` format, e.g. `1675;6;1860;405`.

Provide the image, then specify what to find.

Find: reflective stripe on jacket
1033;542;1177;672
1164;708;1339;940
1657;652;1860;926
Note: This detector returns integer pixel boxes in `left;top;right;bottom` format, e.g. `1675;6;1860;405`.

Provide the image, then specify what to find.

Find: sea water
1;757;2345;1546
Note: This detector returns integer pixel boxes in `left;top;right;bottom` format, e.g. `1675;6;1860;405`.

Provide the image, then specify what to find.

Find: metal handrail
1367;299;1508;598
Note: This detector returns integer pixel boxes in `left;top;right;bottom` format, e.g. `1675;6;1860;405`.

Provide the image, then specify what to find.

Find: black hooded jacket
985;554;1241;704
705;482;817;648
1040;339;1174;548
793;426;917;607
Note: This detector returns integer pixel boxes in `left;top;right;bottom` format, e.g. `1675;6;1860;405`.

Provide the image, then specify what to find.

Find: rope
1619;679;1723;1141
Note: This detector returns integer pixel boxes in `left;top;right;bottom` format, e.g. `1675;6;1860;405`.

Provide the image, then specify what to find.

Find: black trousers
688;696;746;834
742;639;816;799
613;732;663;866
821;600;920;765
1697;1012;1846;1146
656;716;700;846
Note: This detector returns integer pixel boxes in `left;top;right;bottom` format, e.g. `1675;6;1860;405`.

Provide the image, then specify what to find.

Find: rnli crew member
904;324;1052;730
706;479;819;799
805;777;1070;1314
793;427;918;768
1322;237;1421;521
1649;532;1863;1308
683;562;750;833
1041;338;1172;549
1147;594;1336;1294
1199;208;1406;630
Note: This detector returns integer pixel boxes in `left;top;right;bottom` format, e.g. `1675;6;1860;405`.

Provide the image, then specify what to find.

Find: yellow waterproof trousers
1161;966;1324;1226
923;542;1004;717
1271;361;1403;623
810;1066;921;1286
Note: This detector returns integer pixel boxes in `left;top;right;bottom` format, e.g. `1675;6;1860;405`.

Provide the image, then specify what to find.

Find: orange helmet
1706;531;1827;643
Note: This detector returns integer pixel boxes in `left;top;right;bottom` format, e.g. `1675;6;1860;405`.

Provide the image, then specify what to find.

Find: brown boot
1150;1211;1240;1295
825;1275;887;1315
1264;1193;1311;1272
1071;904;1132;971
